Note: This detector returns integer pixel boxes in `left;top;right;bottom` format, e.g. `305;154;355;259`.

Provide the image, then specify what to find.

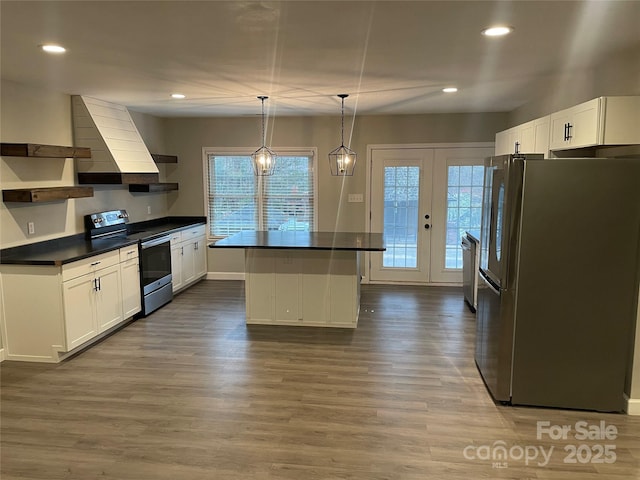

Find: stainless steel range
85;209;173;316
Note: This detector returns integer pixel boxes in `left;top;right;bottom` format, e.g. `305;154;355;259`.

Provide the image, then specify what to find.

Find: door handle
424;224;431;230
424;214;430;219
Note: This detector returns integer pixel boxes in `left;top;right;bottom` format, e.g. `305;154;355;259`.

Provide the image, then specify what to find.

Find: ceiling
1;0;639;117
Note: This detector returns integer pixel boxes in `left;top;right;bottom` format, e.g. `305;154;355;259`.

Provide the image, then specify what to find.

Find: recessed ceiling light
481;26;513;37
442;87;458;93
171;93;186;99
40;44;66;54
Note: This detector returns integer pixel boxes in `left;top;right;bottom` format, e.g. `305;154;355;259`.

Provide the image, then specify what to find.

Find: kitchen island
211;231;385;328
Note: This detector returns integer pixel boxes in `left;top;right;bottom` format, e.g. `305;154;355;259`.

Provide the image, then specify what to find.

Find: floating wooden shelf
77;172;160;185
151;153;178;164
1;143;91;158
3;186;94;203
128;183;179;193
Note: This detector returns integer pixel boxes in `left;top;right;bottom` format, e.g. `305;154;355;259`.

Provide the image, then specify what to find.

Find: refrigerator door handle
479;268;501;296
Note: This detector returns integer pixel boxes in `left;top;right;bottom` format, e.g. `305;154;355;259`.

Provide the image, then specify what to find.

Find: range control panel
85;209;129;231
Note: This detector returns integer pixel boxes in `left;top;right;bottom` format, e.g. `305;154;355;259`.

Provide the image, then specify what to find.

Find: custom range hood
72;95;159;184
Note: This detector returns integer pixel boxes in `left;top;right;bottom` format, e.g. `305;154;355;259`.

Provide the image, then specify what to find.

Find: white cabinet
170;243;184;292
62;272;98;350
62;251;123;350
549;96;640;150
119;246;141;319
0;249;129;362
170;225;207;293
495;116;550;156
245;249;359;327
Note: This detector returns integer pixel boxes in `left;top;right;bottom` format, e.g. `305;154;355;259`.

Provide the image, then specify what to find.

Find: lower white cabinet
0;249;131;362
119;245;141;319
245;249;360;327
170;225;207;293
62;263;122;350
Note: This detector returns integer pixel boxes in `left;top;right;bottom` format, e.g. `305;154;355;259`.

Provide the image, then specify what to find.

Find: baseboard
624;394;640;415
206;272;245;281
0;347;5;362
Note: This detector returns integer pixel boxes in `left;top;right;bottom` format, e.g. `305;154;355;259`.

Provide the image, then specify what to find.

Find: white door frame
364;142;494;285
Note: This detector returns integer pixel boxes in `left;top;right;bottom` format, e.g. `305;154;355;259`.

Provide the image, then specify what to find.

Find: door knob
424;214;430;219
424;224;431;229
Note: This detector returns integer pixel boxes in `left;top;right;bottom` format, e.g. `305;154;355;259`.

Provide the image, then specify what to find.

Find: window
205;149;317;237
445;165;484;268
383;165;420;268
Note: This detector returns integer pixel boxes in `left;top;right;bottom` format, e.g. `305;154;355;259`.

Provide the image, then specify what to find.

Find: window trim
202;147;319;240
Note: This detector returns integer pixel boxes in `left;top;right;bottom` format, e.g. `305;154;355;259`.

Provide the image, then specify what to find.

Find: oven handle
141;235;171;249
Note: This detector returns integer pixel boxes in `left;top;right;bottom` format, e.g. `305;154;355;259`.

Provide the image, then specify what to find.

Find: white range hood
72;95;159;184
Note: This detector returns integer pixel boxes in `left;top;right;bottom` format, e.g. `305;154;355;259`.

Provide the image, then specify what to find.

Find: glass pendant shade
328;94;357;176
251;96;277;176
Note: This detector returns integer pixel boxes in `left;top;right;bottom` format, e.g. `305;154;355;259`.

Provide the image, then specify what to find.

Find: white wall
507;44;640;126
0;80;171;249
163;113;507;274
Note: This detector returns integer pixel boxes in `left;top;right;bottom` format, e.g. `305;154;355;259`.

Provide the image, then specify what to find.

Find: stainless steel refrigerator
476;154;640;412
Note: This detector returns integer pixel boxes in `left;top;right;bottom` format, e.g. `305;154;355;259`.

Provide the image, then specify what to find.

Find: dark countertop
0;216;205;266
211;231;385;251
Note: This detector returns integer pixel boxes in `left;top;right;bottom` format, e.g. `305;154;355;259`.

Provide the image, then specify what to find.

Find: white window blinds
207;151;316;237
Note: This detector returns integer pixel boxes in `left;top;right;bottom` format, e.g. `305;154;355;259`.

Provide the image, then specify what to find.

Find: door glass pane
383;166;419;268
445;165;484;268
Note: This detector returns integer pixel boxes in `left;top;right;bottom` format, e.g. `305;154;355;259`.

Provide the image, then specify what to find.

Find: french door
370;149;433;283
369;145;494;284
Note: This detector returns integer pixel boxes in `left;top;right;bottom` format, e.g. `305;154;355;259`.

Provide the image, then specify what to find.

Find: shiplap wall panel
72;95;158;175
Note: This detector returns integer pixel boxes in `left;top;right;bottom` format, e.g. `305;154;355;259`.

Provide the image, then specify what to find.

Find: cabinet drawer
119;245;139;262
170;231;182;244
182;225;206;240
62;250;119;281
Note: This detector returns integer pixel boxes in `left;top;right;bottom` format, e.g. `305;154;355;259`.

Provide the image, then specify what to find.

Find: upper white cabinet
548;96;640;151
495;116;550;156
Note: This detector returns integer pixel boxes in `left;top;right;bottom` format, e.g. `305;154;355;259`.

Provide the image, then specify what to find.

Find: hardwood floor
2;281;639;479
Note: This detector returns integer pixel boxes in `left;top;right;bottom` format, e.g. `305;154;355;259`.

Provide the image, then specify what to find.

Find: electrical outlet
147;205;151;215
28;222;35;235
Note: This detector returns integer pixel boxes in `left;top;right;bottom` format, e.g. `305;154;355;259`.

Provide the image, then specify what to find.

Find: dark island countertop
210;231;385;251
0;216;205;266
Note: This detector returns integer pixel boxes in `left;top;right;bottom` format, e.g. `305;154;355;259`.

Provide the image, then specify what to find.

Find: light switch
348;193;363;203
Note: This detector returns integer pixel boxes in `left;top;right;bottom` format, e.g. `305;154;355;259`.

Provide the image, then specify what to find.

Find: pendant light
328;94;357;176
251;95;277;176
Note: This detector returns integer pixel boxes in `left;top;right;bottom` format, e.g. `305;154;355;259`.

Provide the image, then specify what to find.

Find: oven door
140;236;172;295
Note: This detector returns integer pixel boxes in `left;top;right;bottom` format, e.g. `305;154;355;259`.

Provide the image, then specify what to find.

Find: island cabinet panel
245;249;360;327
274;253;302;322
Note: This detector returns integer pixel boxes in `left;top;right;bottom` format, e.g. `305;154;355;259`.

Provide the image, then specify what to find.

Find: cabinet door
549;111;572;150
193;237;207;278
570;99;600;148
95;264;123;332
62;275;97;350
494;130;512;156
533;117;550;155
182;241;196;286
171;244;183;292
517;121;535;153
121;257;141;318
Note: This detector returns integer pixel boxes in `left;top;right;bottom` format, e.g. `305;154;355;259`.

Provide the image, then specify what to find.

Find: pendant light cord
341;96;345;147
261;97;266;146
